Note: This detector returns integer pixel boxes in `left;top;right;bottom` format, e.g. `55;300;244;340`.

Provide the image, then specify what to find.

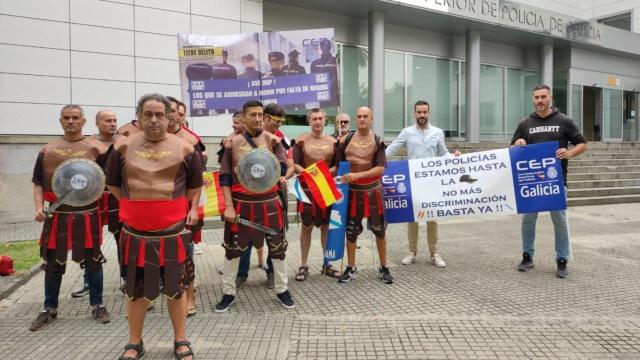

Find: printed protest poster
178;28;338;117
382;142;566;222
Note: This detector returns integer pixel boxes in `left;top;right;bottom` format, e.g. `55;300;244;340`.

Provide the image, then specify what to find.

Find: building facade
1;0;640;141
2;0;640;222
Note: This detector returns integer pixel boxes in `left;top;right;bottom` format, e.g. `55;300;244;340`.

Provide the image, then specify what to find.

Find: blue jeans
45;252;104;309
237;243;273;278
521;208;570;261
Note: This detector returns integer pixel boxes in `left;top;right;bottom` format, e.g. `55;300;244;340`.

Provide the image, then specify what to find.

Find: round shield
51;158;106;207
235;148;280;193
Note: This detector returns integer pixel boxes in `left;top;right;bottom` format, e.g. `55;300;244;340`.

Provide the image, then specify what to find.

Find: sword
44;189;74;217
234;216;278;236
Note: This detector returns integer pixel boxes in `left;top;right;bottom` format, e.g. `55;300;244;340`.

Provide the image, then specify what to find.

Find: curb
0;262;42;301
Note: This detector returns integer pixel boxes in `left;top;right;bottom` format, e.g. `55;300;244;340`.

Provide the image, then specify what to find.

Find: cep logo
382;174;405;184
516;158;556;171
302;38;319;47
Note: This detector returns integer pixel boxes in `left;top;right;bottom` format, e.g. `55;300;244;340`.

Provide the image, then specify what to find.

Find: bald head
96;110;118;137
356;106;372;116
355;106;373;133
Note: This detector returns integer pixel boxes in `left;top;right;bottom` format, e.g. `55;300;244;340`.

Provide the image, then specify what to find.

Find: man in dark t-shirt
510;84;588;279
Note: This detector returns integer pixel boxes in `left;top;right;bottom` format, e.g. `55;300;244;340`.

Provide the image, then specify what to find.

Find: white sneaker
401;253;417;265
193;243;203;255
430;253;446;268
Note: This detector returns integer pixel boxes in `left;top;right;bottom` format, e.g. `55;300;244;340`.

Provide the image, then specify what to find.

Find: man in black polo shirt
510;84;587;278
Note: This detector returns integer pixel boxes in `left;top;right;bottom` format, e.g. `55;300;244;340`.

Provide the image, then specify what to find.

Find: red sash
119;197;188;231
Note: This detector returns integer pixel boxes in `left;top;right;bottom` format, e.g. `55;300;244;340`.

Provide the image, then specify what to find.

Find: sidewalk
0;203;639;359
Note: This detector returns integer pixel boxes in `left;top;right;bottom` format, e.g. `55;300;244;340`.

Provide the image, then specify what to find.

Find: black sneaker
29;309;57;331
556;259;569;278
71;284;90;298
339;266;359;283
276;290;295;309
378;266;394;284
215;294;236;313
92;305;111;324
235;276;247;290
517;253;534;272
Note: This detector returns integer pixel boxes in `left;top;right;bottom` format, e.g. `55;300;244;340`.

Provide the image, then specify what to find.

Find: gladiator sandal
118;340;145;360
174;340;195;360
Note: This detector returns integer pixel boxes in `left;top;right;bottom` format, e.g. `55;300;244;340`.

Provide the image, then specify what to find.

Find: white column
465;30;480;142
541;43;554;91
368;11;385;136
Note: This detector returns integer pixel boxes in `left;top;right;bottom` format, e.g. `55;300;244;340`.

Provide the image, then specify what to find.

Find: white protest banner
383;142;567;222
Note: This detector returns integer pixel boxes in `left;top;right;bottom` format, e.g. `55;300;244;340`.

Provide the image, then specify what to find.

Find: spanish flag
198;171;226;218
301;160;342;209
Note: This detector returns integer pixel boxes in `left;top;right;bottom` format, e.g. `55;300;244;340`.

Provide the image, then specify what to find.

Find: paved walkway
1;204;640;359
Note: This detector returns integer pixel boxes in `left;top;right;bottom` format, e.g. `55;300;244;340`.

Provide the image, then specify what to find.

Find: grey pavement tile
1;204;640;359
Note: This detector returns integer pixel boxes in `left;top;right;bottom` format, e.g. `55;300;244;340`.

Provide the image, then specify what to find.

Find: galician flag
287;177;311;204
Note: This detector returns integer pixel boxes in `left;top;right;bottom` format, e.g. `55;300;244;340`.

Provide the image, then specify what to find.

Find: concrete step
568;186;640;198
568;165;640;173
571;159;640;166
567;172;640;181
568;178;640;189
579;152;640;159
568;194;640;206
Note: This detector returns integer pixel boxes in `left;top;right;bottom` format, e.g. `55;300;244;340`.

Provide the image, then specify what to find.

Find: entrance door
623;91;639;141
583;86;600;141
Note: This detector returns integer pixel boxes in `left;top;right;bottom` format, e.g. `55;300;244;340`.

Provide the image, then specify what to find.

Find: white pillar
465;30;480;142
541;43;554;91
368;11;385;136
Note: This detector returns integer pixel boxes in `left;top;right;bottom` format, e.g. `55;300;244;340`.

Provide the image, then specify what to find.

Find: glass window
553;70;568;114
407;56;459;137
570;84;582;131
480;64;504;140
340;45;368;124
384;51;405;135
506;69;539;136
602;88;623;139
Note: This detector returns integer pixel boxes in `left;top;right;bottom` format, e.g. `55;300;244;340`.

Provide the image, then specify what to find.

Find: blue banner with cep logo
382;160;415;223
509;141;567;213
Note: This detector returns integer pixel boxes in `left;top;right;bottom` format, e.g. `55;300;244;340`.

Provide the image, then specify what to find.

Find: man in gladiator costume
107;94;201;360
72;109;123;298
292;107;341;281
336;106;394;285
167;96;207;317
214;100;295;313
30;104;111;331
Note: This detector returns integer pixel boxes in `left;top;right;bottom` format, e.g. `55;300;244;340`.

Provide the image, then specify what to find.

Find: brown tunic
336;131;386;174
293;133;336;168
90;134;121;232
335;131;388;240
32;136;108;266
220;130;289;260
220;130;287;186
107;132;202;201
106;132;203;301
90;134;119;147
292;133;336;227
116;120;142;137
